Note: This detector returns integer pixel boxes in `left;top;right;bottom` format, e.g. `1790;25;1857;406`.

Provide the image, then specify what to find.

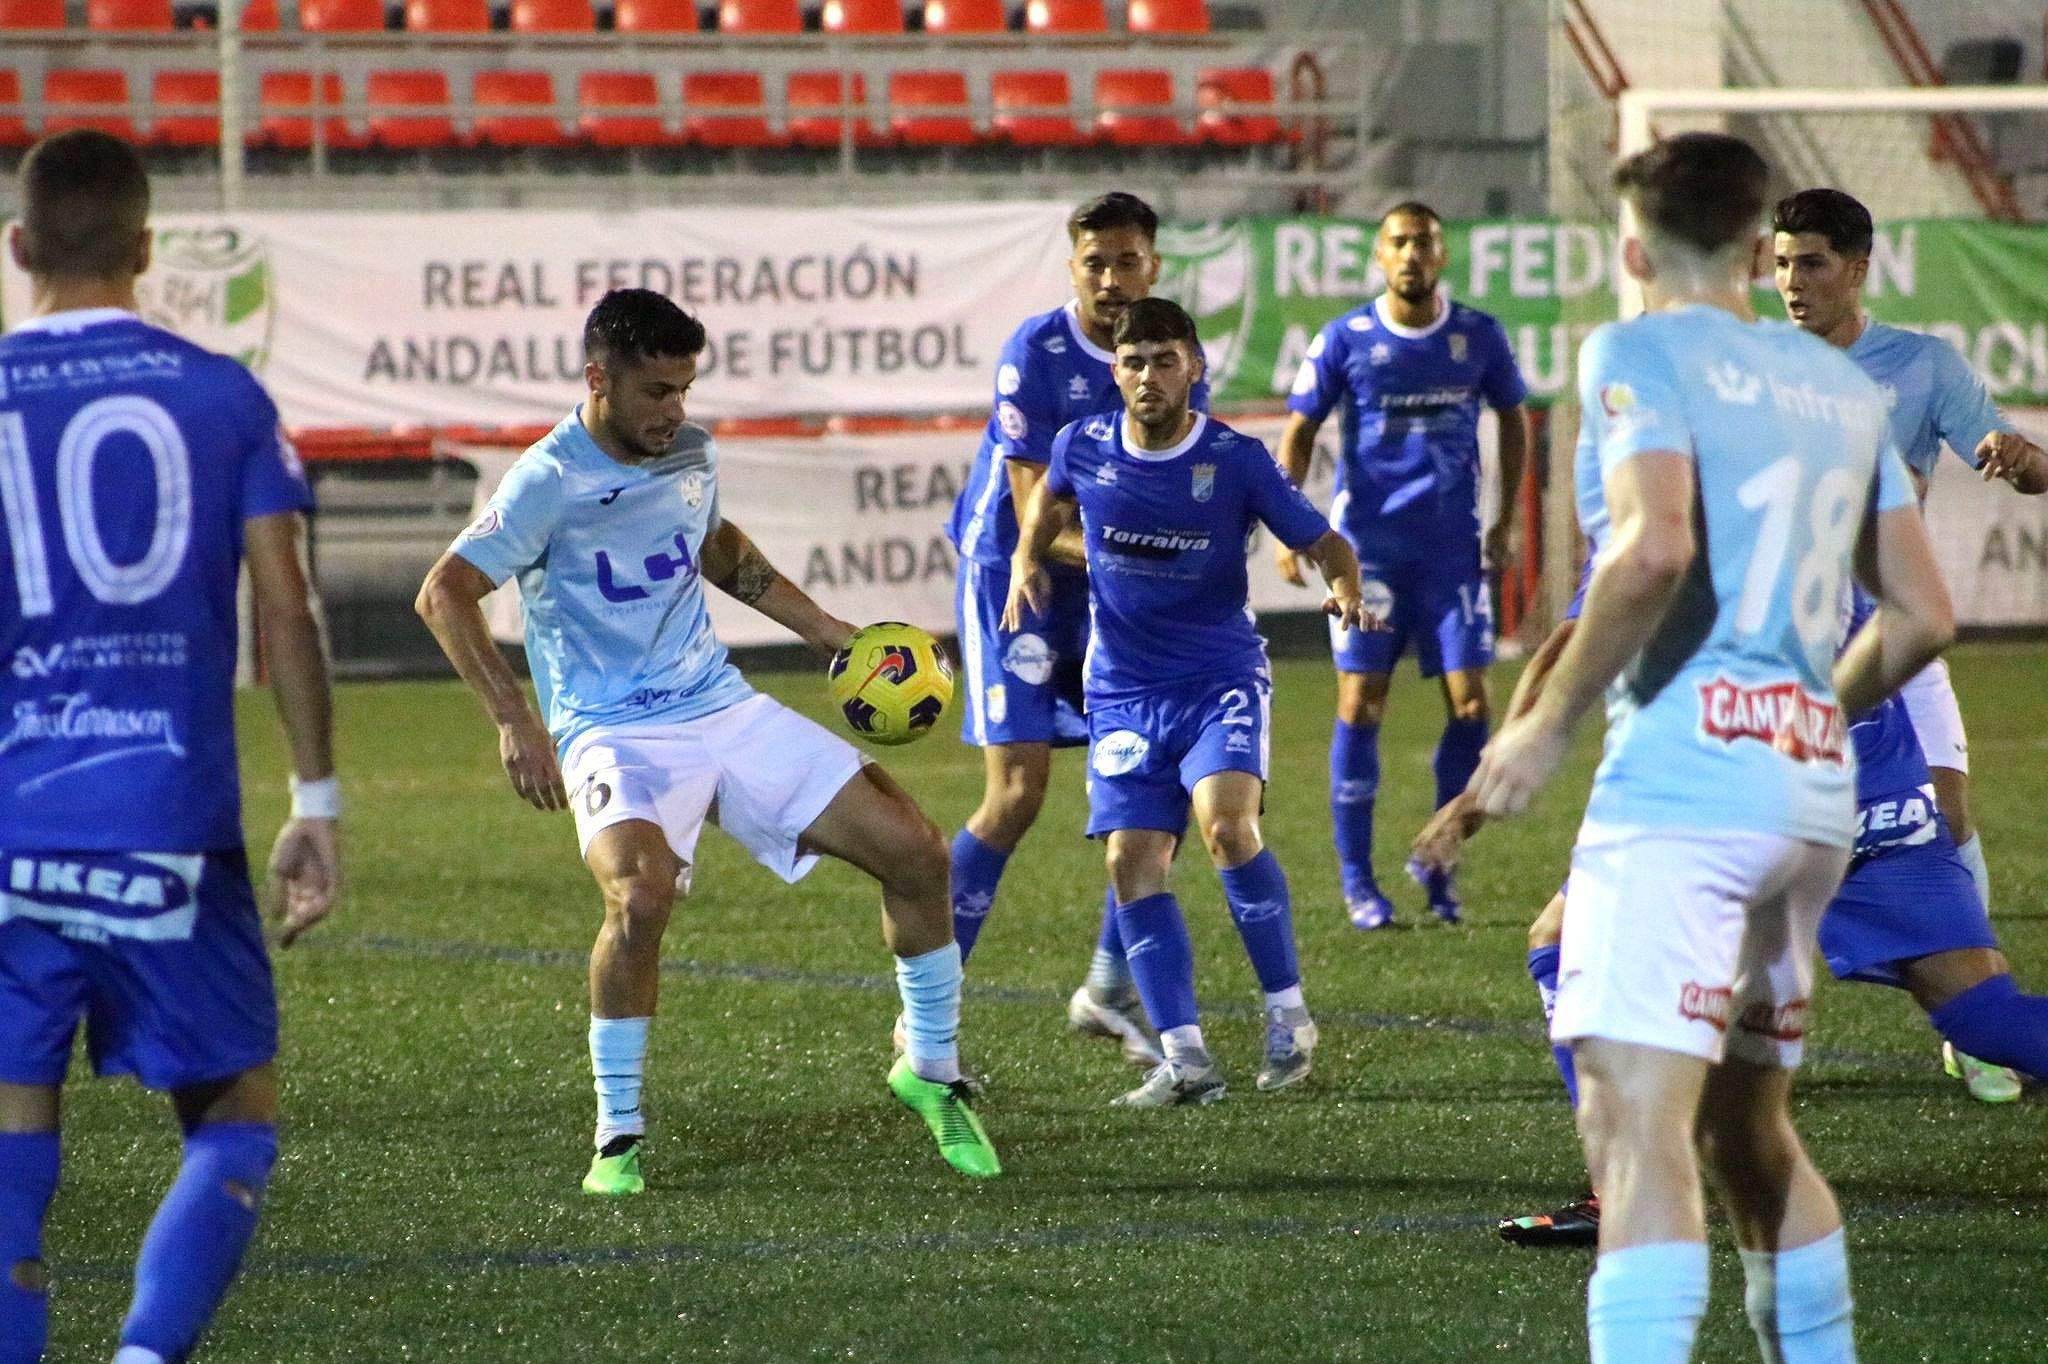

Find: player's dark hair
1111;296;1199;350
1772;187;1874;260
1380;200;1442;229
16;130;150;281
583;288;707;370
1613;132;1771;256
1067;192;1159;244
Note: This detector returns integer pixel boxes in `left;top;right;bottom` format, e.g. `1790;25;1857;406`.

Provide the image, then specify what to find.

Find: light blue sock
1329;718;1381;903
119;1122;277;1363
1956;833;1991;913
1741;1229;1856;1363
1114;892;1200;1033
895;942;963;1084
0;1131;59;1364
1588;1239;1709;1364
1217;849;1302;998
589;1015;650;1147
1086;886;1133;995
948;829;1010;963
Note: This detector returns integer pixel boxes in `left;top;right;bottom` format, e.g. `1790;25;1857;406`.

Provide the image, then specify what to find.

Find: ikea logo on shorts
2;853;202;943
1092;730;1150;777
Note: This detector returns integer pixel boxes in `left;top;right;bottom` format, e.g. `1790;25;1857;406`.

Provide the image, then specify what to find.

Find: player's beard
1131;397;1190;444
1390;271;1437;302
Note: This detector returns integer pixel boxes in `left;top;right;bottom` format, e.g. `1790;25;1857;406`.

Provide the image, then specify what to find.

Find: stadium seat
510;0;592;29
1094;67;1187;145
0;0;63;28
1125;0;1205;33
887;70;976;147
820;0;901;34
43;70;136;140
922;0;1002;33
991;70;1083;146
1196;65;1278;145
1023;0;1102;34
716;0;798;33
0;72;32;148
577;70;675;146
613;0;697;29
682;71;778;148
786;70;877;148
257;71;364;149
405;0;487;29
299;0;384;30
150;69;220;146
473;71;566;147
237;0;282;29
88;0;174;30
366;69;455;148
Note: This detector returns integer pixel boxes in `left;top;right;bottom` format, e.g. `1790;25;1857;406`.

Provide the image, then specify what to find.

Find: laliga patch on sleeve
463;508;502;539
997;363;1022;396
997;402;1027;441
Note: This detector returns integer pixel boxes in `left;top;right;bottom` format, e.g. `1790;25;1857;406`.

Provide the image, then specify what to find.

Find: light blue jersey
1574;305;1916;847
1847;319;2012;483
450;409;752;751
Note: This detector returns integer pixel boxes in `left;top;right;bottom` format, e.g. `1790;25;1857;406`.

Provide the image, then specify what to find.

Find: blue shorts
1819;834;1997;989
1330;552;1494;678
0;849;278;1091
1085;676;1270;837
955;558;1088;749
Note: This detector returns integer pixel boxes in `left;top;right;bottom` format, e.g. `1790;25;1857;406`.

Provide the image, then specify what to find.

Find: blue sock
1741;1229;1856;1364
1527;944;1579;1108
894;942;963;1084
1330;718;1381;902
948;829;1010;964
119;1122;277;1363
1433;715;1490;810
1587;1240;1709;1364
0;1132;59;1364
1928;973;2048;1080
1218;849;1301;997
1085;886;1132;995
1113;892;1200;1033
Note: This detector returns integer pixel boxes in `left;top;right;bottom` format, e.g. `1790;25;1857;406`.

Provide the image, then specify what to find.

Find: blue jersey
949;302;1208;568
451;410;753;751
1286;295;1527;561
1574;305;1916;847
0;309;311;852
1848;320;2013;483
1046;410;1328;702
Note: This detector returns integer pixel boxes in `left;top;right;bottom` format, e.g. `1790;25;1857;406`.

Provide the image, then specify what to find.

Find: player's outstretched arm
1272;411;1321;588
247;512;342;946
700;517;854;658
1003;476;1074;631
1297;529;1378;633
1839;502;1955;716
1975;431;2048;495
415;551;567;812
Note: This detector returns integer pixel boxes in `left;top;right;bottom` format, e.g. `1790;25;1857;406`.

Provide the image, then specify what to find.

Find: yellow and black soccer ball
827;622;954;746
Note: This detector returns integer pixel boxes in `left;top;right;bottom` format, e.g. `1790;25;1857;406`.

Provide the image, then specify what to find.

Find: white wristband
289;775;342;820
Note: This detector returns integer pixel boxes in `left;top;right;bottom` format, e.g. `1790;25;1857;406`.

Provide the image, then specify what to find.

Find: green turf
42;647;2048;1362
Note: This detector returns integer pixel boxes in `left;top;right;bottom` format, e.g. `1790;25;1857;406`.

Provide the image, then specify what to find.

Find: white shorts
1552;823;1850;1069
1899;657;1968;774
560;694;866;887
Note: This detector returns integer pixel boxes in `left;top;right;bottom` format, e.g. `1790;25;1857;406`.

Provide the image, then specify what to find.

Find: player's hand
1469;712;1572;819
1484;521;1514;573
1411;791;1484;874
1977;431;2043;486
266;816;340;948
500;711;568;811
1321;589;1385;635
1002;558;1049;631
1274;539;1308;588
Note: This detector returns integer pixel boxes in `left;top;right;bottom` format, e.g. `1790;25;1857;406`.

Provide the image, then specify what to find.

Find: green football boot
888;1056;1001;1179
1943;1043;2022;1104
582;1135;646;1196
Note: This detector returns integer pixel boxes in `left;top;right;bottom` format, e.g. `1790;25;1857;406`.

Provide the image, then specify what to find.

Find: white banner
0;203;1075;429
1924;409;2048;628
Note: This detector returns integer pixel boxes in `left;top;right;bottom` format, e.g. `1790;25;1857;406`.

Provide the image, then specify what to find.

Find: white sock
1956;833;1991;913
589;1015;650;1148
1741;1229;1856;1364
1264;984;1306;1014
114;1349;167;1364
894;942;963;1084
1587;1240;1709;1364
1161;1024;1207;1062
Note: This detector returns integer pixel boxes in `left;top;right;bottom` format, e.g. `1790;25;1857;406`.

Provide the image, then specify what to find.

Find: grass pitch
42;647;2048;1362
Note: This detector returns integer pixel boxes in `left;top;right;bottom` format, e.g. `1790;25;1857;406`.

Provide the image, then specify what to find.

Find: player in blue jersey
947;192;1208;1070
1274;201;1532;929
416;289;999;1188
0;132;341;1364
1006;298;1373;1105
1773;187;2048;1102
1468;135;1954;1361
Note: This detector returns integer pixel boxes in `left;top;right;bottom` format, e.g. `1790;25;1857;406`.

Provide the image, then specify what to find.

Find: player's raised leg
579;820;682;1195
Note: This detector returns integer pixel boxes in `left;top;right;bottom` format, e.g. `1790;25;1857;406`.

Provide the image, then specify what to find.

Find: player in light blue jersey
417;290;999;1187
1007;298;1373;1106
1469;135;1954;1362
1274;201;1532;929
0;133;340;1364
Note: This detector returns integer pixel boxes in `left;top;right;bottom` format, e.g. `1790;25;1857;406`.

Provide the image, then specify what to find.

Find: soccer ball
827;622;954;746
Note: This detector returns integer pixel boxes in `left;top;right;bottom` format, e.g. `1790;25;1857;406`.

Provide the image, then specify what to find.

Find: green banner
1155;217;2048;409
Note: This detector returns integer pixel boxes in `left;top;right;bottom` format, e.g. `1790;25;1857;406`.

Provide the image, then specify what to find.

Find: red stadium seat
0;72;32;148
613;0;697;30
786;70;877;148
299;0;384;30
1126;0;1205;34
88;0;173;30
43;70;135;140
922;0;1002;33
0;0;63;28
150;69;220;146
237;0;281;30
473;71;566;147
257;71;364;149
991;70;1083;146
716;0;798;33
821;0;901;34
1024;0;1102;34
366;69;455;148
405;0;487;29
510;0;592;28
577;70;675;146
682;71;778;148
1094;67;1186;145
1197;66;1279;145
887;69;975;146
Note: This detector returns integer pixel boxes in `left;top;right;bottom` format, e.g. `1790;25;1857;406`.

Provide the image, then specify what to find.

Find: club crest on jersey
680;471;706;509
1448;333;1468;363
1190;463;1216;502
1697;677;1845;765
1704;361;1762;405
